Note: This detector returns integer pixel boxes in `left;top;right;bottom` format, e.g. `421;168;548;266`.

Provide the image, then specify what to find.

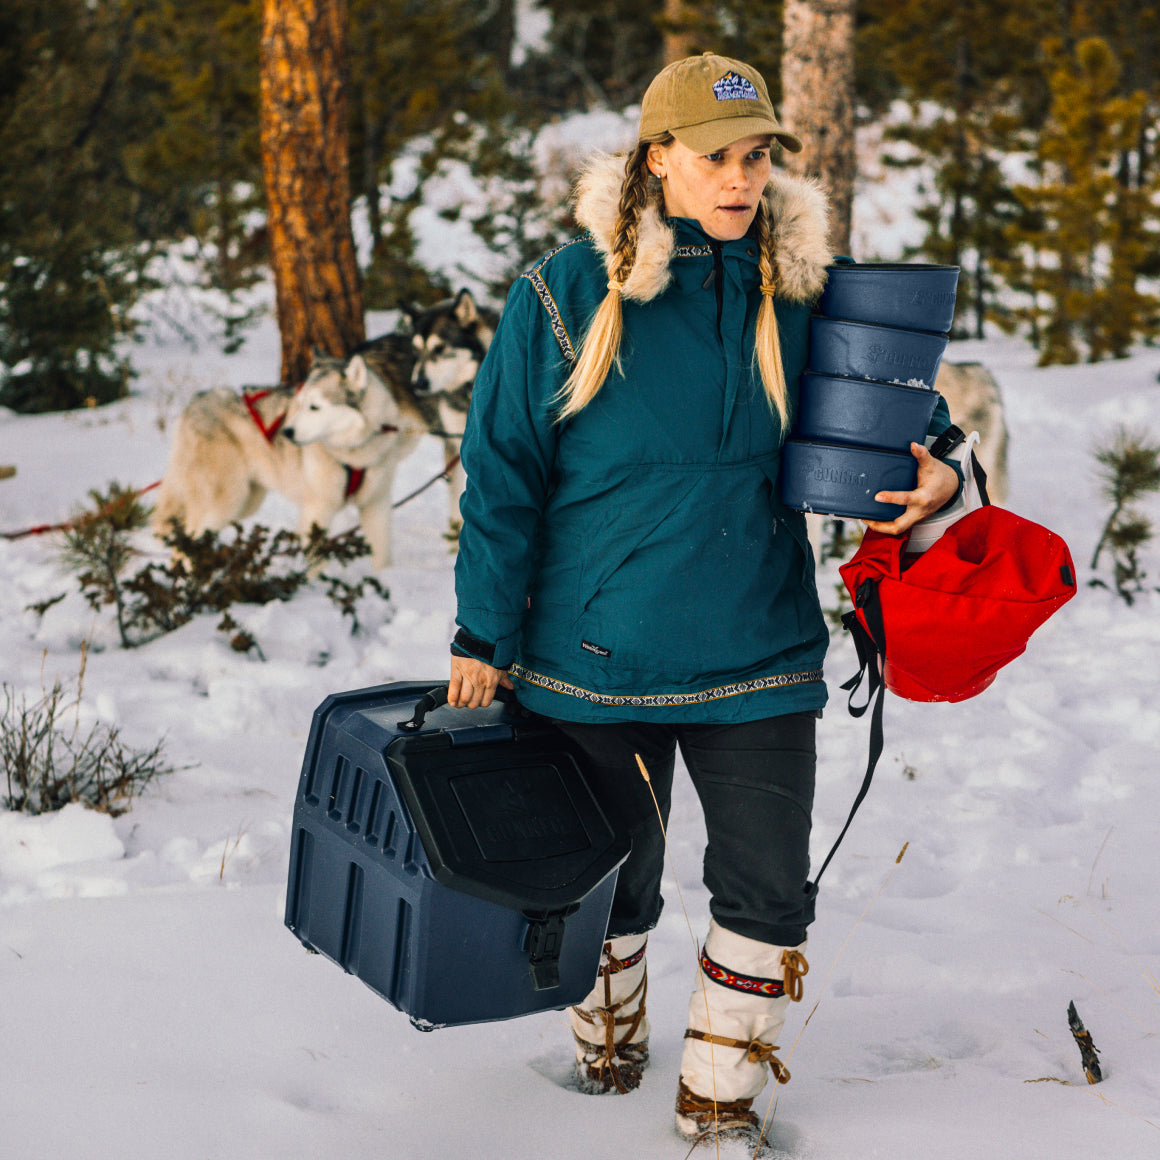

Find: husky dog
358;288;497;537
151;290;496;567
933;361;1009;503
150;354;426;570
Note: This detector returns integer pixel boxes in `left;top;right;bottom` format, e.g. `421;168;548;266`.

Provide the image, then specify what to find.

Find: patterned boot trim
699;945;810;1002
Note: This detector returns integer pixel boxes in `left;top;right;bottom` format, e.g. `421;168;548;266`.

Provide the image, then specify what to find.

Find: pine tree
259;0;364;385
346;0;510;310
0;0;144;411
1001;38;1157;365
782;0;856;255
133;1;264;294
530;0;662;111
857;0;1051;336
0;0;268;410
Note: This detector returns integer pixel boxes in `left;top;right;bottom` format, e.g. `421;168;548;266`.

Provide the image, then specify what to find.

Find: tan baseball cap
638;52;802;154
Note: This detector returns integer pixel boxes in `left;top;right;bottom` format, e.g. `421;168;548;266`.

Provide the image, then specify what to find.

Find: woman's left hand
863;441;960;536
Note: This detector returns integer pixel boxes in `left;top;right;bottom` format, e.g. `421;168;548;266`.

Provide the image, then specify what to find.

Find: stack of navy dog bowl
780;263;959;521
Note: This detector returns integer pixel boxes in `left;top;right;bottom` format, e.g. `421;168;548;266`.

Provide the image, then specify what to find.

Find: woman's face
646;135;773;242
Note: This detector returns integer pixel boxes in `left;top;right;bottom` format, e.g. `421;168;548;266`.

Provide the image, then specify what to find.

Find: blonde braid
555;146;652;421
754;199;791;432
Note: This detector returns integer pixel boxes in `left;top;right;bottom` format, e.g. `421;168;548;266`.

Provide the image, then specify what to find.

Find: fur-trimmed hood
573;151;831;305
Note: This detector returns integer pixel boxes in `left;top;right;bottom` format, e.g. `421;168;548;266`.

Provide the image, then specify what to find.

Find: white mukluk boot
675;921;808;1149
568;933;650;1094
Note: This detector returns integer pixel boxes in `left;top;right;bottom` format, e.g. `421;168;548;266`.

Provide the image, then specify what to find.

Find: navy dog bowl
820;263;959;334
808;316;950;390
779;439;918;521
794;372;941;452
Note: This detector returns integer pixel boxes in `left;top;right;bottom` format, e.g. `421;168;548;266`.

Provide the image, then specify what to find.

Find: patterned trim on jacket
519;238;584;363
522;240;723;363
509;664;824;707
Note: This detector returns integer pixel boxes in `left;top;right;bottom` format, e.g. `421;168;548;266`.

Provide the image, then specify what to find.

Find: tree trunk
662;0;699;64
781;0;856;256
260;0;363;386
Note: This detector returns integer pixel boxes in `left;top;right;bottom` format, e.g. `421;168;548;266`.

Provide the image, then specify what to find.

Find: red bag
839;507;1077;703
807;506;1076;897
839;507;1077;702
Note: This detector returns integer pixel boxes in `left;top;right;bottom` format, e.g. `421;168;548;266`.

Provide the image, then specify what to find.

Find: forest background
1;0;1158;415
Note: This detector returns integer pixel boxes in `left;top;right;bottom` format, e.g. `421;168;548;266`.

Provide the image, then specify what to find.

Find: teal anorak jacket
454;156;951;723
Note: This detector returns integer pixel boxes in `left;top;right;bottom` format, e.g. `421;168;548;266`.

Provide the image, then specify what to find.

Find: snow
3;209;1160;1160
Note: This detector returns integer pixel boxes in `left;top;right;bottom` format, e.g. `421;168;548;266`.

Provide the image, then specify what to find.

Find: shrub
49;484;389;650
1089;425;1160;604
2;659;175;816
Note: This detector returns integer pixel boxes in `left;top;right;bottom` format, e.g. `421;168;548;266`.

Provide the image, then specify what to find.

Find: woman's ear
646;142;667;179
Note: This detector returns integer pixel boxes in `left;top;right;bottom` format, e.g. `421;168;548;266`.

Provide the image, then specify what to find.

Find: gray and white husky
357;288;497;538
150;290;495;568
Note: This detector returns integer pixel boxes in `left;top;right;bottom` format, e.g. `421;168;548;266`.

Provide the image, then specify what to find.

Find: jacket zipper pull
701;268;716;290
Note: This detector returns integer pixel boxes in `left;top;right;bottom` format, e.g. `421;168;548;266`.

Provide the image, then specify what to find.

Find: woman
447;53;959;1148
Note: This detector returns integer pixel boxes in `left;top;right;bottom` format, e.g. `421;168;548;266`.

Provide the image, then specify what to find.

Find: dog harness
242;388;289;443
344;466;365;499
241;385;405;501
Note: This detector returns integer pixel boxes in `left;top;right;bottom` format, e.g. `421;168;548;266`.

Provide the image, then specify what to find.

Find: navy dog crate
285;682;629;1029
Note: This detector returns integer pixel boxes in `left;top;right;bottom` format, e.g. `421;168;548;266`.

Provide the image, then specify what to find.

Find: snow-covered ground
4;222;1160;1158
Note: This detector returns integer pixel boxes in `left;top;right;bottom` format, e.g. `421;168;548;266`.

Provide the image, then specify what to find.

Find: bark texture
662;0;699;64
781;0;856;256
260;0;364;385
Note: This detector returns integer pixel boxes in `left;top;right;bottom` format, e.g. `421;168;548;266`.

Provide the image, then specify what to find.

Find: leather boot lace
570;939;648;1094
781;948;809;1002
683;1028;791;1085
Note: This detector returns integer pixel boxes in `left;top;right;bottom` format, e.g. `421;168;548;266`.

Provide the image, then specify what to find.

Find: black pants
551;713;818;948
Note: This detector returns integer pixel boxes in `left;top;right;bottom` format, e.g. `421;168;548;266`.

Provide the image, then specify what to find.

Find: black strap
806;437;994;900
928;424;965;459
969;453;992;506
806;579;887;898
929;423;993;507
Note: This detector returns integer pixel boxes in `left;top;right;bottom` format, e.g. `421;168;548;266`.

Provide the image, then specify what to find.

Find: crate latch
523;905;580;991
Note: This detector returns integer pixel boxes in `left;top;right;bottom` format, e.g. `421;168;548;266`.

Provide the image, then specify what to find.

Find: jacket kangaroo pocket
574;505;819;674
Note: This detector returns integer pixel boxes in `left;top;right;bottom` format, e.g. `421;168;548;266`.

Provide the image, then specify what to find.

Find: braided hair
753;199;790;430
555;143;654;421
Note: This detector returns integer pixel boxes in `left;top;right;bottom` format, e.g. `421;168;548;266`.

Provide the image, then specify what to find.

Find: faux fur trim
572;156;676;302
573;152;831;305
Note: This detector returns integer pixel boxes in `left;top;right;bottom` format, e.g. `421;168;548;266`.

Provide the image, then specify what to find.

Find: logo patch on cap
713;71;759;102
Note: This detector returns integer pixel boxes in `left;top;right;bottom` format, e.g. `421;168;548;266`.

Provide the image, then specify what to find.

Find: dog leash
3;446;462;539
391;454;461;509
1;480;163;541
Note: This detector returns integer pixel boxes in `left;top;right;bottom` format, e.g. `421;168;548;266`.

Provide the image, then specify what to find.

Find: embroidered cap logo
636;53;803;154
713;71;759;102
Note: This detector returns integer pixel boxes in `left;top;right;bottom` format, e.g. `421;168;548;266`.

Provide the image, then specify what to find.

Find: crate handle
397;684;520;732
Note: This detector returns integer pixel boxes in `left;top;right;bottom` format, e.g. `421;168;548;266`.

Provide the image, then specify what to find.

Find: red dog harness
242;388;289;443
242;385;405;501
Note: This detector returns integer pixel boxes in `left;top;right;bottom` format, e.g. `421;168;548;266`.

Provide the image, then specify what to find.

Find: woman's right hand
448;653;515;709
